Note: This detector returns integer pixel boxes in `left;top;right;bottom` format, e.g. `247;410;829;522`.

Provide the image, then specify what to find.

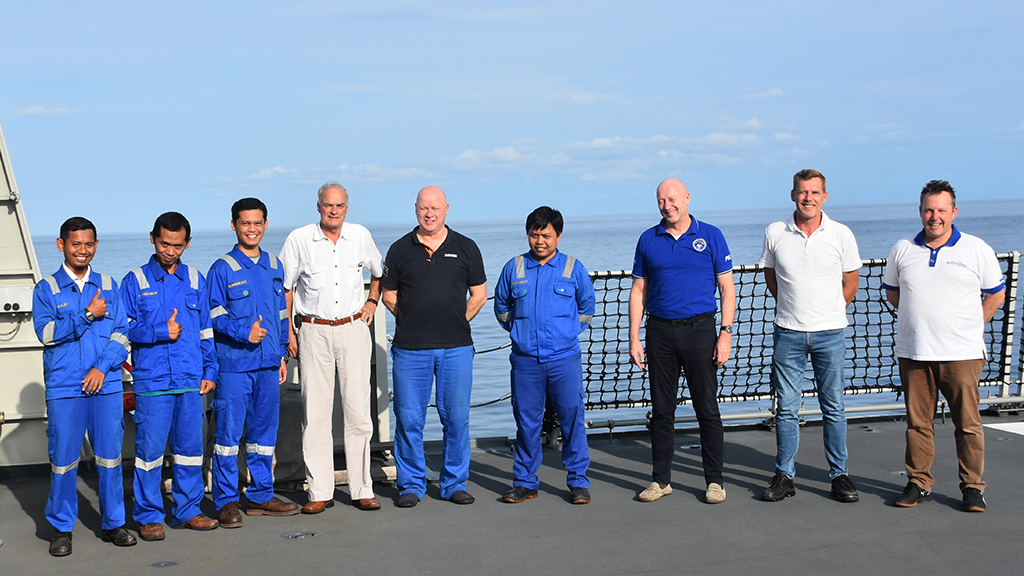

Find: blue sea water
32;199;1024;440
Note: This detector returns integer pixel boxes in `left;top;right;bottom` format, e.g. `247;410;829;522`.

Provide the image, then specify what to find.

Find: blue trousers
212;368;279;509
45;393;126;532
132;391;205;525
772;326;848;479
392;345;474;499
510;352;590;489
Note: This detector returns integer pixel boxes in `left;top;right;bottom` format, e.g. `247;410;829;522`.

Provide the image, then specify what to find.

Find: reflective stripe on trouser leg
133;394;175;525
243;367;281;505
45;397;88;532
211;371;253;509
88;392;128;529
168;391;206;525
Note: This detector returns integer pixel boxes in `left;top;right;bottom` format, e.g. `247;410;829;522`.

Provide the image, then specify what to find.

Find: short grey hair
317;181;347;204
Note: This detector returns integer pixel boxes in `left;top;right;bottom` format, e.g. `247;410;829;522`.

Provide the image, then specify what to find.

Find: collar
913;224;961;248
524;250;562;269
229;245;265;269
145;254;188;282
656;215;698;237
60;263;91;287
784;211;831;235
412;225;451;248
313;222;349;243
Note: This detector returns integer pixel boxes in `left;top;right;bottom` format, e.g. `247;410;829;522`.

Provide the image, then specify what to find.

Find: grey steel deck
2;414;1022;576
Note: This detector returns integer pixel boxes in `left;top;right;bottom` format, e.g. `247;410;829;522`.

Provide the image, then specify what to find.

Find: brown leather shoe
301;500;335;514
139;522;165;541
247;497;300;516
170;514;219;531
355;497;381;511
218;502;243;528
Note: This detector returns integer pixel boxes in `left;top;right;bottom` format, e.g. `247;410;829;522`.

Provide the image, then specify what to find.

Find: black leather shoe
448;490;475;505
502;486;539;503
49;532;73;557
100;525;138;546
395;493;420;508
894;482;932;507
569;487;591;505
830;475;859;503
761;473;796;501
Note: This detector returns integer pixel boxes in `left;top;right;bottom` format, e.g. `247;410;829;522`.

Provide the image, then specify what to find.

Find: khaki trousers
298;321;375;501
899;357;986;492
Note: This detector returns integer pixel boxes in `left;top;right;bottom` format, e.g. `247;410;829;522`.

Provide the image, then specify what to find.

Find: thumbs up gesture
249;314;268;344
167;308;182;341
86;288;107;320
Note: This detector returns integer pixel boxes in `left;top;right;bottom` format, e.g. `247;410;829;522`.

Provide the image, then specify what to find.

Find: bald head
415;185;450;236
656;178;691;230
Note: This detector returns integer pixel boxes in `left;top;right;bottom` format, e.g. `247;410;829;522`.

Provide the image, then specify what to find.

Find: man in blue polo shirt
628;178;735;505
207;198;298;528
122;212;220;541
33;217;136;556
494;206;596;505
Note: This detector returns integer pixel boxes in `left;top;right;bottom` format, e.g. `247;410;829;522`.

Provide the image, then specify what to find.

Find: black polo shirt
382;226;486;350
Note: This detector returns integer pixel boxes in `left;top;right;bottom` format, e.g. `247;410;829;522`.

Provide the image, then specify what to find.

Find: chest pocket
185;290;201;313
512;285;530;319
552;281;576;317
303;267;323;291
227;281;253;301
272;278;284;298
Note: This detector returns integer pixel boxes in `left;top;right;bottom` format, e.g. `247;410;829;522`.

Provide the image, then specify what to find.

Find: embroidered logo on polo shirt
692;238;707;252
946;260;968;270
444;253;458;258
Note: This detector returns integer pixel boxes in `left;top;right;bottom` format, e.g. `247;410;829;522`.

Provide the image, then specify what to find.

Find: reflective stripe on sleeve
496;312;511;323
131;268;149;290
219;255;241;272
43;275;60;295
563;256;576;278
579;314;593;323
211;306;227;318
110;332;130;352
279;309;288;321
268;253;279;270
515;255;525;279
42;321;56;345
200;328;214;340
188;266;199;290
100;274;113;291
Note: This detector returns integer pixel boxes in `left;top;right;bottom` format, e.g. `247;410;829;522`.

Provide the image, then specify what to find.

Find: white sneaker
638;481;672;502
705;483;726;504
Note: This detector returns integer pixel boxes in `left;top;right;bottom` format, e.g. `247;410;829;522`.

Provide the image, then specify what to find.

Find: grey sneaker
638;481;672;502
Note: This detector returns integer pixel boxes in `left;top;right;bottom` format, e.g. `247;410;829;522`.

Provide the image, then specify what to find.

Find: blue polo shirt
631;216;732;320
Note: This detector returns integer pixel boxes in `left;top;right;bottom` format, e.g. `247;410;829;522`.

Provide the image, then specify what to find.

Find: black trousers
646;314;724;486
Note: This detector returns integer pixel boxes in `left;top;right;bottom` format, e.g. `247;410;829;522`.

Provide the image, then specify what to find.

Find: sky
1;1;1022;235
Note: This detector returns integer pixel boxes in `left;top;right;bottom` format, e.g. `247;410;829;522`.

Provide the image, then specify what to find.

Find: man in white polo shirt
759;169;861;503
882;180;1005;512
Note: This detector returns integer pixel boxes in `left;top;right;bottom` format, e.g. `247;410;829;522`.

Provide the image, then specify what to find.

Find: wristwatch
84;309;96;322
720;325;733;334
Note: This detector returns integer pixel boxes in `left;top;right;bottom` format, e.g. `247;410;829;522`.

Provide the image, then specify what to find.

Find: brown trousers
899;357;986;492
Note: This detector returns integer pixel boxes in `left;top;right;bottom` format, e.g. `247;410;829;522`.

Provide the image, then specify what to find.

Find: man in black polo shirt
381;186;487;508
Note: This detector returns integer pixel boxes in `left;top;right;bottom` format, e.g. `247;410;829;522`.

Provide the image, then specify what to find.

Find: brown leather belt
298;315;357;327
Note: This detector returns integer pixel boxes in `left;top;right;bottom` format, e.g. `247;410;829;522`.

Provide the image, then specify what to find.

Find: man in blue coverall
494;206;596;505
33;217;137;556
121;212;220;542
207;198;298;528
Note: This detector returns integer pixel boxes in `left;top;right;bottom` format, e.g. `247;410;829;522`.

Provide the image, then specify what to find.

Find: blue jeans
772;326;848;479
392;345;474;500
510;352;590;490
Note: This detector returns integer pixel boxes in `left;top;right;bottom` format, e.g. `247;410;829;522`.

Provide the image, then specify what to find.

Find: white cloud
773;132;801;142
723;118;766;130
451;146;526;170
742;88;784;99
701;132;762;147
15;105;76;115
338;163;433;181
245;166;291;180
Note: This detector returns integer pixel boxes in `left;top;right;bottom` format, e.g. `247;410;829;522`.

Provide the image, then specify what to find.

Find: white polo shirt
759;211;861;331
280;222;383;320
881;226;1005;361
